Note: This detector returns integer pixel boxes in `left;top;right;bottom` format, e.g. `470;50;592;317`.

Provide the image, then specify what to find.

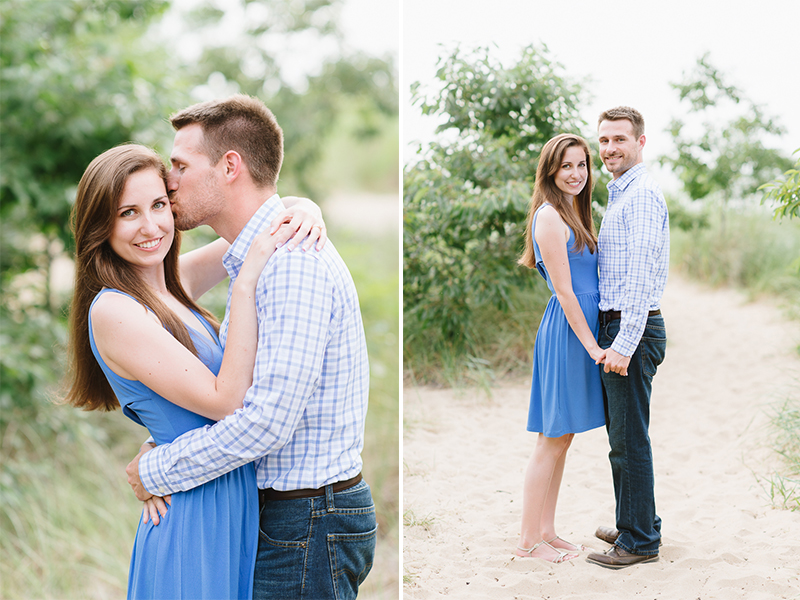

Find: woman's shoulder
90;289;150;325
534;203;564;228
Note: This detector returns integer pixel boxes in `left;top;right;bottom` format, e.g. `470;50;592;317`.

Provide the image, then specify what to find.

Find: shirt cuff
610;331;638;357
139;444;175;497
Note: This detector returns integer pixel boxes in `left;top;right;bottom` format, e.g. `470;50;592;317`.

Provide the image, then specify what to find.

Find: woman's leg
540;434;585;550
516;433;577;562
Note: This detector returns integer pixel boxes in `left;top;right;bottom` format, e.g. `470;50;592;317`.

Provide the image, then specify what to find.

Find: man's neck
612;160;644;181
211;187;278;244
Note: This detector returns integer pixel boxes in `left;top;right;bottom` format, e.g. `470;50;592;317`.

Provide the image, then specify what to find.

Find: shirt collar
222;194;283;277
607;162;647;193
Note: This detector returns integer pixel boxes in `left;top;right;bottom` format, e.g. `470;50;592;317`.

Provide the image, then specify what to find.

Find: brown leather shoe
586;545;659;569
595;526;662;547
595;526;619;545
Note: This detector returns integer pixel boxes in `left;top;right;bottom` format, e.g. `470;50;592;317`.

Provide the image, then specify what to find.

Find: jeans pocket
327;524;377;600
640;330;666;378
258;500;311;548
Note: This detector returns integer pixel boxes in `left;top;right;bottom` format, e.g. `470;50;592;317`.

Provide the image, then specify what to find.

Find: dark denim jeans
253;480;377;600
599;315;666;556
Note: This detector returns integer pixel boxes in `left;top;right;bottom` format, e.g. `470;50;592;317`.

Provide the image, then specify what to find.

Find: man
126;94;376;598
586;106;669;569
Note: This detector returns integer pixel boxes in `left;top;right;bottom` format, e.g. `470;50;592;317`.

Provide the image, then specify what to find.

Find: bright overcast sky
402;0;800;193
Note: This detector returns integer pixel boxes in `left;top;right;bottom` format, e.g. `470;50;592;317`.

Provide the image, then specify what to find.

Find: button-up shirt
598;163;670;357
139;195;370;494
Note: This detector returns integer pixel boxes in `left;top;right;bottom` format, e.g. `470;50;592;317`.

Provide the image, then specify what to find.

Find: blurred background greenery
0;0;399;598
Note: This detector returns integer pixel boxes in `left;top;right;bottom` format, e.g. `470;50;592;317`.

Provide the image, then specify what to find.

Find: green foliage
760;149;800;220
670;206;800;316
174;0;398;198
403;44;590;371
0;0;179;251
760;396;800;511
659;53;793;203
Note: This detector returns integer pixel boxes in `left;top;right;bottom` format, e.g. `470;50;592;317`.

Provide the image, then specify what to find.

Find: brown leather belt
599;309;661;326
259;473;362;502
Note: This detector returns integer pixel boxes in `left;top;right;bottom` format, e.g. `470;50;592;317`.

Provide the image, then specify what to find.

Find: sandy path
403;275;800;599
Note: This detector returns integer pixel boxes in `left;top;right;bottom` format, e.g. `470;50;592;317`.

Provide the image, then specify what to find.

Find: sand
403;275;800;599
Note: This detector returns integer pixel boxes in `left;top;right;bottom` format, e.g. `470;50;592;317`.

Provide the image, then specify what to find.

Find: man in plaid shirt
586;106;670;569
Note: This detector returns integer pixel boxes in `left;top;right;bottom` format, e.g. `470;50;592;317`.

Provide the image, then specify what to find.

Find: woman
516;134;606;563
64;144;325;598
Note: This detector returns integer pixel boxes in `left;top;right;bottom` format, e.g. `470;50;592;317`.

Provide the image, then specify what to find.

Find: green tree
659;53;792;206
403;44;591;354
168;0;398;198
760;149;800;220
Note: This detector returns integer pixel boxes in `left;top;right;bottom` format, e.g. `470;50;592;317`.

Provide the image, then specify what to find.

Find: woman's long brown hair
519;134;597;269
65;144;220;411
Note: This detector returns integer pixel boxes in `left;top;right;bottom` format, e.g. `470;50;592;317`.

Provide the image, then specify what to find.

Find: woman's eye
120;209;134;217
153;201;167;209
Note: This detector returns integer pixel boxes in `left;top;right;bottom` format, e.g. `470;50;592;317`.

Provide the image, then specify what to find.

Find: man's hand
126;442;155;502
603;348;631;376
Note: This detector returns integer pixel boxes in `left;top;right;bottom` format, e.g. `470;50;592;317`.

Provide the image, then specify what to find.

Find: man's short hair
170;94;284;188
598;106;645;139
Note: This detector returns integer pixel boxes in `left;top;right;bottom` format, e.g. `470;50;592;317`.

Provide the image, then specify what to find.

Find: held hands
590;346;608;366
599;348;631;377
270;196;327;253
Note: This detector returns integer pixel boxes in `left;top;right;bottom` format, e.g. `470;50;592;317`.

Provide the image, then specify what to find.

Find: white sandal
547;536;587;552
517;540;577;563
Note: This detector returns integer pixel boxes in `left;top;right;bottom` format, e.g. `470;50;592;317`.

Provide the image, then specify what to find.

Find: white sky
401;0;800;194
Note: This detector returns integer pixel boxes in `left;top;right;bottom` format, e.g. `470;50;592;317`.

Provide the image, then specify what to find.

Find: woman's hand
237;223;295;286
591;346;608;365
270;196;327;252
142;495;171;525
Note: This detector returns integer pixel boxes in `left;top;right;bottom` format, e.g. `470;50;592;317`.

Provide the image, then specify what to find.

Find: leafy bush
761;149;800;221
403;44;598;373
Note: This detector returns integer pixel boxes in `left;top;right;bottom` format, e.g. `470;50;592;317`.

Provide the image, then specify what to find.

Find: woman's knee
538;433;573;456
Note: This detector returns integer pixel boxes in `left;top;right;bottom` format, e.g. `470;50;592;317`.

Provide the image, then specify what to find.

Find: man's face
598;119;644;179
168;123;225;231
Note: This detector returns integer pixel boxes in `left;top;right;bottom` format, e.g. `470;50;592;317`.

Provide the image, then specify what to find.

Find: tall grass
404;282;552;387
669;202;800;319
759;394;800;511
0;223;399;599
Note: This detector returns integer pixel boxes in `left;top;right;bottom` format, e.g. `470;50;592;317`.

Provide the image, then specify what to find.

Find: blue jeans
252;480;377;600
599;315;666;556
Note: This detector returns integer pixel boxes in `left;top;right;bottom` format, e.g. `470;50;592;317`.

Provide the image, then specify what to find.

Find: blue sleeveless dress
89;289;258;600
527;206;605;437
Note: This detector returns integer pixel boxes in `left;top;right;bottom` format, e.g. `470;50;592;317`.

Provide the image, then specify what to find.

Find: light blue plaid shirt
598;163;669;357
140;195;370;494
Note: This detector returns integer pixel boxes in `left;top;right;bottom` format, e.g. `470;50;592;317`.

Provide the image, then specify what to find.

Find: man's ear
222;150;243;183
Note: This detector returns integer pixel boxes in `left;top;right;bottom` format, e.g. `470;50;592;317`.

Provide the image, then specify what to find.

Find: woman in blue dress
515;134;607;563
64;144;324;598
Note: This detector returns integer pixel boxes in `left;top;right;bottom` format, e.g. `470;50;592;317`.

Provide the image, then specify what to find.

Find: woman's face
553;145;588;199
108;168;174;272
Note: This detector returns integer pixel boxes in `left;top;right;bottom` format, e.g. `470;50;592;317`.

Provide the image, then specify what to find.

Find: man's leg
599;316;666;555
253;480;377;599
